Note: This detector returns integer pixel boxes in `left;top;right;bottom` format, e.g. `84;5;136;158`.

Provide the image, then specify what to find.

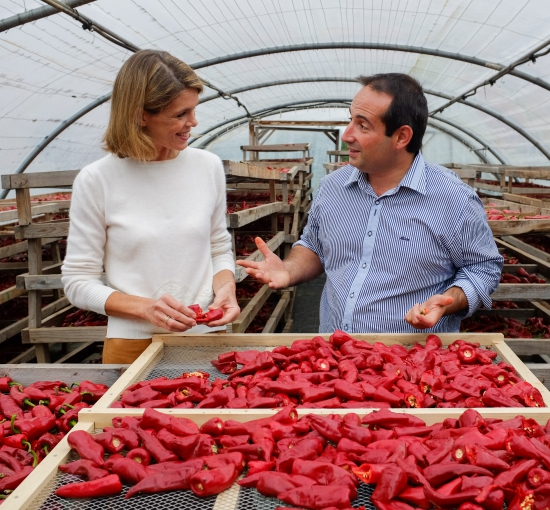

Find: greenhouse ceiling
1;0;550;175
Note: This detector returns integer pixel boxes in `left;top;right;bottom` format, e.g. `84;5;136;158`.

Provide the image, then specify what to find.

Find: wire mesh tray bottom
33;470;377;510
143;345;270;381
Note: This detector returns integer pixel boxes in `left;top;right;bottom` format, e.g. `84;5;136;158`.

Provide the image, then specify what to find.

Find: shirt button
367;231;372;237
344;324;348;331
375;200;380;205
362;263;367;268
350;292;354;298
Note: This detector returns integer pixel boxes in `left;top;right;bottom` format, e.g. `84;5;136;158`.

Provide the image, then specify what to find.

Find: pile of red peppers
113;331;545;410
461;315;550;339
0;376;108;503
54;406;550;510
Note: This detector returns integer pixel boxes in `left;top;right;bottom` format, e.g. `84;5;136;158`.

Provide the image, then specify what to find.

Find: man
237;73;503;333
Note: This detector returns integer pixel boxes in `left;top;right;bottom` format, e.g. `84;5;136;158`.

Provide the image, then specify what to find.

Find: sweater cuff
212;254;236;275
445;279;483;320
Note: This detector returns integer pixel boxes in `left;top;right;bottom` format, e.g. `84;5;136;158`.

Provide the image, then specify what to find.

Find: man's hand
235;237;291;289
405;294;455;330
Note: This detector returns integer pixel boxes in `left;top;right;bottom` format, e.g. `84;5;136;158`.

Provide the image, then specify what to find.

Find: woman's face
142;88;199;161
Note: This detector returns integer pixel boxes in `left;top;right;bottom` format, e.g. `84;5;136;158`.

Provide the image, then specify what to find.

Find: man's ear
393;125;413;150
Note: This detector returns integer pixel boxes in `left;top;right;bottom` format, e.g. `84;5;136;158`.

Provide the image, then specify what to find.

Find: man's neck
367;153;416;196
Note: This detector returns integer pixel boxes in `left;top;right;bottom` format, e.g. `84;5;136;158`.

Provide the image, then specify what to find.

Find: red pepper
0;465;34;492
108;457;152;485
188;304;224;323
8;386;34;409
465;444;510;471
423;484;479;508
423;463;493;486
256;471;299;497
0;450;25;472
55;473;122;498
494;458;539;487
338;359;359;383
137;428;179;463
278;485;352;510
93;431;126;454
3;433;31;451
121;386;161;406
67;430;105;467
126;447;152;465
307;414;342;443
58;460;110;481
126;465;201;498
247;460;276;476
140;408;200;436
190;464;238;497
528;467;550;488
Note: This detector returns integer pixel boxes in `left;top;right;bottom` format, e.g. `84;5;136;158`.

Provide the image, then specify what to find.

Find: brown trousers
102;330;227;364
102;338;152;364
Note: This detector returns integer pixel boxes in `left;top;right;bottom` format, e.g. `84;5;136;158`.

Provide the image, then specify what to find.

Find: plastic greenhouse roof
1;0;550;177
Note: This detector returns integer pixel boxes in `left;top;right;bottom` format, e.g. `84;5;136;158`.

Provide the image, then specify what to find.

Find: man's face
341;86;395;174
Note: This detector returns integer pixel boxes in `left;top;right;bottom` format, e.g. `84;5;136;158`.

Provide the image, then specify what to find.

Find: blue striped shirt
295;153;503;333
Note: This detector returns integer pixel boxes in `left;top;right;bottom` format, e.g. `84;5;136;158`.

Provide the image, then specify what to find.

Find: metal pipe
0;93;111;199
431;116;506;164
430;37;550;115
190;43;550;93
39;0;139;51
0;0;96;32
199;77;539;159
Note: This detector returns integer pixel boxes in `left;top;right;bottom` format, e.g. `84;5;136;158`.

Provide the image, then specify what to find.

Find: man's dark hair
356;73;428;154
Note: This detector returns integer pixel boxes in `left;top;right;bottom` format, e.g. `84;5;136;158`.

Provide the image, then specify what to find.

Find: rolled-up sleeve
446;194;503;318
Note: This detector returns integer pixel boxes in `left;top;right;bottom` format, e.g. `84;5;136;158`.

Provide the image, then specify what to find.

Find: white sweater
61;148;235;339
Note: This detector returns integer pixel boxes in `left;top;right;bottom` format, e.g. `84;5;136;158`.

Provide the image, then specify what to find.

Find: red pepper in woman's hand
58;460;110;481
188;304;224;323
190;464;238;497
55;473;122;498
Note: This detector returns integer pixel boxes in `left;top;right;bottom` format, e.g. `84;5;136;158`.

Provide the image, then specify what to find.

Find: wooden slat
7;348;35;364
54;342;97;364
16;262;63;289
92;342;164;409
502;193;550;208
491;284;550;300
0;296;69;346
488;220;550;236
0;237;60;260
262;291;290;333
0;285;25;305
241;143;310;151
25;326;107;344
492;339;550;405
501;236;550;263
0;364;127;387
506;338;550;356
505;168;550;179
327;150;350;156
228;284;273;334
235;231;285;282
226;202;283;228
0;202;69;224
14;220;69;240
1;170;79;190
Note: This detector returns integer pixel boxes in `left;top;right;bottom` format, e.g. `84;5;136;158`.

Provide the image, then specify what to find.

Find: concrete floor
291;274;326;333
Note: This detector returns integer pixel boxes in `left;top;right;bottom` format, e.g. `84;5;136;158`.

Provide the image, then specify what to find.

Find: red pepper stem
71;382;80;389
10;414;19;435
60;387;73;394
29;449;38;468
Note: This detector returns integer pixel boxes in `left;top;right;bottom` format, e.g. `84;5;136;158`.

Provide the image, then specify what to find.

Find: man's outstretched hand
405;294;455;330
235;237;291;289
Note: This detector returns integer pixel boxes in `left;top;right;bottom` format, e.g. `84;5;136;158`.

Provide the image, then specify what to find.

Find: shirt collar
344;152;427;196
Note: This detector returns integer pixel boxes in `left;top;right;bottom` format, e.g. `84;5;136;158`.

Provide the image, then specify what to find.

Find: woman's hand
206;281;240;327
144;293;198;332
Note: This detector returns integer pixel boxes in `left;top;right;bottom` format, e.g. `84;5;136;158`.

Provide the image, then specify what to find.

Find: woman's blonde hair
103;50;203;160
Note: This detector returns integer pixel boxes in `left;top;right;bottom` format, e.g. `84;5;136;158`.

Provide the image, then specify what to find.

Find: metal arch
431;116;506;164
190;43;550;94
427;91;550;161
193;99;502;163
424;123;489;164
198;77;532;160
0;0;96;32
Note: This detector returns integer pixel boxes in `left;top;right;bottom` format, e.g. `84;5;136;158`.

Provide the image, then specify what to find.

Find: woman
61;50;240;364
